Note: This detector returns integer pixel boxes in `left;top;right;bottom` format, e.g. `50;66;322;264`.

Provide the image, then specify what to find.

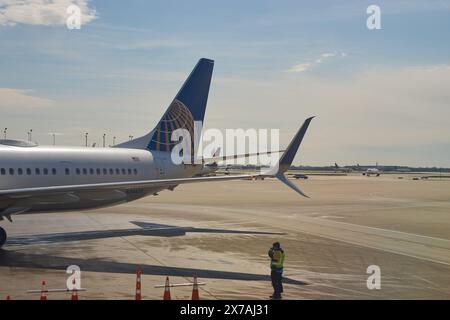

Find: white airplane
0;58;314;248
196;148;221;177
334;163;352;173
363;168;381;177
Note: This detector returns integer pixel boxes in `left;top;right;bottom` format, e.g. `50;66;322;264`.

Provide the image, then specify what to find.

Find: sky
0;0;449;167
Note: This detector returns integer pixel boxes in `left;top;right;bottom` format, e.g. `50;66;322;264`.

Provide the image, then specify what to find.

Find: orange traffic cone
191;275;200;300
163;276;171;300
6;295;11;300
71;278;78;300
135;267;142;300
40;281;47;300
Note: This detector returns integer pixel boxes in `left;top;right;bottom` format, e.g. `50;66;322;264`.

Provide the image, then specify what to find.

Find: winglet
267;117;314;197
278;116;314;174
276;172;310;198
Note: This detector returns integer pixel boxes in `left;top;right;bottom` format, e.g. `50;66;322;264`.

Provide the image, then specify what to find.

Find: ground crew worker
268;241;285;299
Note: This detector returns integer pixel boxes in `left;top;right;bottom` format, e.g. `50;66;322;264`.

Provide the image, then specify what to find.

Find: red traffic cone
6;295;11;300
71;278;78;300
135;267;142;300
191;275;200;300
40;281;47;300
163;276;171;300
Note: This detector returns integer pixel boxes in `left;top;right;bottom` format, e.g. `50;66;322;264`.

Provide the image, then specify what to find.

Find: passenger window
52;168;57;175
96;168;101;175
65;168;70;175
26;168;31;175
76;168;81;175
116;169;120;174
127;168;132;175
0;168;5;175
133;168;138;175
18;168;23;175
43;168;48;175
35;168;40;175
103;168;107;175
9;168;14;175
82;168;87;175
122;168;126;175
109;168;113;175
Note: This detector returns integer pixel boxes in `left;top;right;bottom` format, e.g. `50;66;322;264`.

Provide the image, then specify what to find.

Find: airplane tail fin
209;147;221;166
212;147;221;158
115;58;214;152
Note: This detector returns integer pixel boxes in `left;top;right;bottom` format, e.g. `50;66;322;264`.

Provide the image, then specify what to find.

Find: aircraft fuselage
0;145;201;214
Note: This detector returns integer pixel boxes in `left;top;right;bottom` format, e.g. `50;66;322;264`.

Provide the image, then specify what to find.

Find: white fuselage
0;145;201;214
364;168;380;176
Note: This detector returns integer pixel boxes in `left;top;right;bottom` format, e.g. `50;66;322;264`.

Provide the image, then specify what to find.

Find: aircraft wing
0;174;256;199
0;117;314;217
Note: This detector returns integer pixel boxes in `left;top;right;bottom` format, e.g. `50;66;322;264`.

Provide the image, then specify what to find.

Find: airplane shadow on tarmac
0;221;307;286
6;221;286;245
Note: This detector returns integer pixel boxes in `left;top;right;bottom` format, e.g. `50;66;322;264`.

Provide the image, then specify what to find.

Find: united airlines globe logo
148;99;195;152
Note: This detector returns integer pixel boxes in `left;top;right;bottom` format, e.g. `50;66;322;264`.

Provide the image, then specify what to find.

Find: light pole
113;136;116;146
3;128;7;139
85;132;88;147
103;133;106;148
129;135;133;141
52;133;56;146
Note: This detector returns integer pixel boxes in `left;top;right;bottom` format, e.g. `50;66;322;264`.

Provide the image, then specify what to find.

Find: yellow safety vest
271;249;285;270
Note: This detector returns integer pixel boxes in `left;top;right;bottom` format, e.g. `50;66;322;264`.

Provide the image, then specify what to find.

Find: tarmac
1;174;449;299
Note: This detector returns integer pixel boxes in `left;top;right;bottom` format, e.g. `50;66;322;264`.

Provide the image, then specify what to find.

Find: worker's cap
272;241;281;248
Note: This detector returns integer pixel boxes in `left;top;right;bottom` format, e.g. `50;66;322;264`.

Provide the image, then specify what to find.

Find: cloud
320;52;336;58
287;51;344;73
0;0;97;26
286;62;312;73
0;88;55;108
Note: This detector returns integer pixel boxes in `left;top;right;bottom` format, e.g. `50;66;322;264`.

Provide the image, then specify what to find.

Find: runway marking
133;203;450;267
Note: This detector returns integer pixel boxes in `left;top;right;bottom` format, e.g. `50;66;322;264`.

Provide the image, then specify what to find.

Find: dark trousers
271;270;283;297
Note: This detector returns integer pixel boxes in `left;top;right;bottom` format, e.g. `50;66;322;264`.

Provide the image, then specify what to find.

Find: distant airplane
362;163;381;176
196;147;221;177
0;58;314;248
334;163;352;173
363;167;381;177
